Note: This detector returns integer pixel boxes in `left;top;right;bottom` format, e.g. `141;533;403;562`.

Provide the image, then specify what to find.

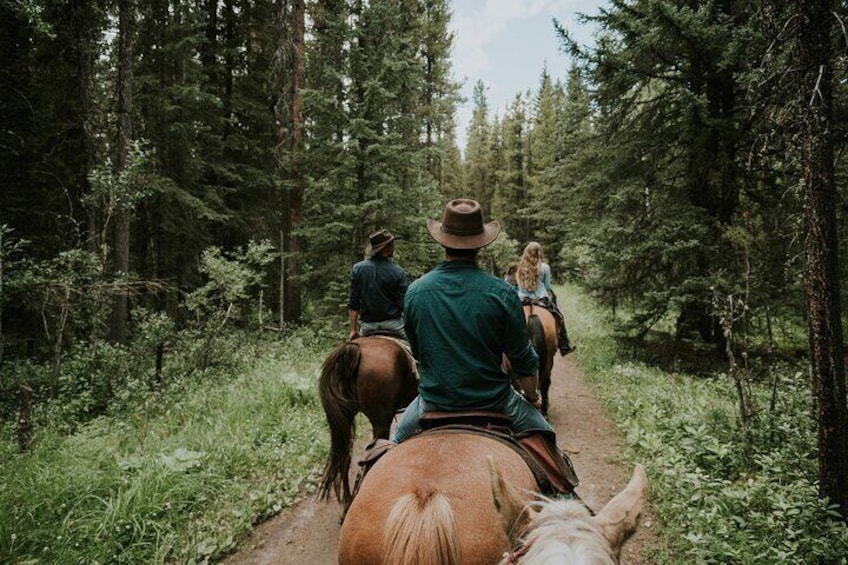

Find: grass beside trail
557;283;848;564
0;333;329;564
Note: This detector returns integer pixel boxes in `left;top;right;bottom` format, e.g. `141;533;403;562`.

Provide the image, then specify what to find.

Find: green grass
0;331;330;564
557;283;848;564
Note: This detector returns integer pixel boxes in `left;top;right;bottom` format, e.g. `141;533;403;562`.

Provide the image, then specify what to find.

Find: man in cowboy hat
348;228;409;340
392;198;553;442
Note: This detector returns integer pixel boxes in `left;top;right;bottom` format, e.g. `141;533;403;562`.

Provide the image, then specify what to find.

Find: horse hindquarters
355;340;417;441
526;312;555;415
339;434;537;565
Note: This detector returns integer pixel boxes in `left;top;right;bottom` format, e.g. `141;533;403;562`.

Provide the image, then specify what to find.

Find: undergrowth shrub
0;327;331;564
559;283;848;564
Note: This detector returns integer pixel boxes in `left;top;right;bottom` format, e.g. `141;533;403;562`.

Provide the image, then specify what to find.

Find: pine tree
464;80;493;213
493;95;531;243
561;0;762;343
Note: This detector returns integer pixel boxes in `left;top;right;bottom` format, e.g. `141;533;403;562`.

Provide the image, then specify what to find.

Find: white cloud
450;0;554;83
449;0;600;150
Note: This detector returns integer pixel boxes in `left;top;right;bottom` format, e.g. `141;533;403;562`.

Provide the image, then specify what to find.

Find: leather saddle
354;411;579;501
417;411;580;496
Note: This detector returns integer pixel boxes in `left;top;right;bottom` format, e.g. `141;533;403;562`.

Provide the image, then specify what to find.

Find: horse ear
593;464;649;553
488;457;534;544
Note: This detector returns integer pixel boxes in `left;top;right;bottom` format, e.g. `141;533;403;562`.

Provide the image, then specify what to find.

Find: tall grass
558;284;848;564
0;330;329;564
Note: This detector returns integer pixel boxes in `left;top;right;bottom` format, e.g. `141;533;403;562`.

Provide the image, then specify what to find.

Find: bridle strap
502;540;532;564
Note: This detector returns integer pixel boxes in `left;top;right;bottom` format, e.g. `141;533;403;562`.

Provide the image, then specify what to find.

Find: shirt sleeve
503;291;539;375
542;263;552;293
403;292;419;359
347;264;362;311
395;268;409;311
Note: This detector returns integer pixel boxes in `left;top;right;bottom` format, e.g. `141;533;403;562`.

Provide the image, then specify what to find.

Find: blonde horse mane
492;462;648;565
500;499;618;565
382;490;461;565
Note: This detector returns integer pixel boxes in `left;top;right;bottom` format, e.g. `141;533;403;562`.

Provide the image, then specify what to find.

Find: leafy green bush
0;330;330;564
559;283;848;564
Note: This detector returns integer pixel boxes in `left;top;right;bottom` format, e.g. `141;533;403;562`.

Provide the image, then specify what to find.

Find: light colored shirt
517;262;552;300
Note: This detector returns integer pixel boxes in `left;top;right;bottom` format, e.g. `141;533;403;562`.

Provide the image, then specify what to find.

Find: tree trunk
108;0;135;345
274;0;304;325
797;0;848;518
0;227;4;372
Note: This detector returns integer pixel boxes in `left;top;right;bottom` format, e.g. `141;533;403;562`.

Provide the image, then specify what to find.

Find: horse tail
318;341;362;505
527;314;549;366
383;491;460;565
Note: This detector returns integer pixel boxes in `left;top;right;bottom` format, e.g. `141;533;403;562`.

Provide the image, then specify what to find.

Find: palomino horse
318;336;418;508
524;303;558;416
492;461;648;564
338;431;647;565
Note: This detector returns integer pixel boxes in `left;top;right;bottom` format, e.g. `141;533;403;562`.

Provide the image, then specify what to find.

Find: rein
502;541;533;564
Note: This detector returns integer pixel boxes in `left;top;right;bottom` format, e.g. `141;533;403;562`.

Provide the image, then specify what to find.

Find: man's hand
348;309;360;342
516;374;539;401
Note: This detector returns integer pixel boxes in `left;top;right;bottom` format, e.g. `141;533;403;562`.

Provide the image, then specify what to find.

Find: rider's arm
348;309;359;340
542;263;553;294
516;374;540;403
348;264;363;340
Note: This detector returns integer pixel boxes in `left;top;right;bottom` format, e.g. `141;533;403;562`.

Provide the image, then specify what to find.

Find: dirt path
222;353;655;564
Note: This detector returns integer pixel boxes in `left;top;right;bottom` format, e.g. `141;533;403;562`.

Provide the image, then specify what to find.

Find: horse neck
508;501;618;565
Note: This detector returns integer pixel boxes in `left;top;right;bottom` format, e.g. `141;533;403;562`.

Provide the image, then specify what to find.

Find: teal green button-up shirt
403;260;539;411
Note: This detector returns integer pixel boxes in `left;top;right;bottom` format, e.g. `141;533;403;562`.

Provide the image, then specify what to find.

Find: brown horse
318;336;418;508
524;304;558;416
338;431;647;564
339;432;537;564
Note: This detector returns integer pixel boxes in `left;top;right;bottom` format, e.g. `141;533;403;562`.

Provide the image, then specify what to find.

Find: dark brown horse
338;431;647;564
524;304;558;416
318;336;418;508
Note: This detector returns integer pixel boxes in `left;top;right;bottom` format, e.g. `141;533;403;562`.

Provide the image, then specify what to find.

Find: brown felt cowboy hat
365;229;399;255
427;198;501;250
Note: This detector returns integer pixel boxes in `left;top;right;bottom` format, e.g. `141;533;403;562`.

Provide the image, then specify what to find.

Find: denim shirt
517;262;552;300
403;261;539;411
347;256;408;322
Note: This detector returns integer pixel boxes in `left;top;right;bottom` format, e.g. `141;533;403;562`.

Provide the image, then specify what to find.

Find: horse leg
540;369;552;417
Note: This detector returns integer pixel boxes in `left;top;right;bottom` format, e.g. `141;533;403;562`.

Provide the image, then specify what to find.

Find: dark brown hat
366;229;397;255
427;198;501;250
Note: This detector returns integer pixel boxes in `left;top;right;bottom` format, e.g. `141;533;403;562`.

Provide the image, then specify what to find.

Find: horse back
339;434;537;565
355;336;414;387
523;305;557;350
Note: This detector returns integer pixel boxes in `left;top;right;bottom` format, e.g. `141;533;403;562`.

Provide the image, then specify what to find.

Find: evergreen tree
526;69;566;258
560;0;764;343
493;95;531;244
538;67;592;278
464;80;493;213
438;114;466;200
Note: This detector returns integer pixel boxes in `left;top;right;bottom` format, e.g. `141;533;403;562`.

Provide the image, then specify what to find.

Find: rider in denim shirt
348;229;409;340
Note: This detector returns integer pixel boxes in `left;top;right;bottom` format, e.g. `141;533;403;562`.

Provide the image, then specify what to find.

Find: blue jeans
361;317;407;340
392;388;554;443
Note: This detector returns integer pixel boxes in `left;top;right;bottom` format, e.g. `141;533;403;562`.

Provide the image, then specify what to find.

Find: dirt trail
222;353;655;564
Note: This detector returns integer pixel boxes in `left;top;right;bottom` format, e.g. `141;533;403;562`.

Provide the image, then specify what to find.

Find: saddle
418;411;580;496
351;411;579;505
